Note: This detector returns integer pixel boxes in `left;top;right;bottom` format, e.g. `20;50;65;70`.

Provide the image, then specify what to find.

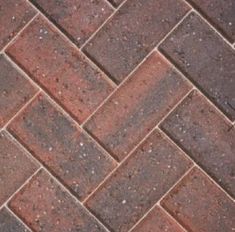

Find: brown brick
0;0;36;49
86;130;192;232
161;167;235;232
9;169;107;232
31;0;113;47
0;207;29;232
83;0;190;83
84;52;191;161
0;55;37;127
6;15;114;124
8;94;116;201
160;12;235;120
160;90;235;197
132;206;184;232
188;0;235;42
0;131;38;206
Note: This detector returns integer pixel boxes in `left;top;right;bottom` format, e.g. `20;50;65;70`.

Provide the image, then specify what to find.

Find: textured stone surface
0;208;29;232
132;206;184;232
86;130;192;232
8;94;116;201
0;0;36;49
6;15;114;124
160;12;235;120
0;131;38;206
0;55;37;127
85;52;191;161
161;167;235;232
9;170;107;232
161;90;235;198
108;0;124;7
188;0;235;42
83;0;190;83
31;0;113;46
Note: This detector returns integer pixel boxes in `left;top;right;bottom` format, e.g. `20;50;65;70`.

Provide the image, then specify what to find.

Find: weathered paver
160;12;235;120
0;0;36;50
85;51;191;161
161;167;235;232
31;0;113;47
0;208;29;232
9;169;107;232
6;15;114;124
131;206;184;232
86;130;192;232
0;55;37;127
161;90;235;198
187;0;235;42
8;94;116;201
0;131;38;206
83;0;190;83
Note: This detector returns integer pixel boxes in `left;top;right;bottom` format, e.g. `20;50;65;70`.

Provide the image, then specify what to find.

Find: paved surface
0;0;234;232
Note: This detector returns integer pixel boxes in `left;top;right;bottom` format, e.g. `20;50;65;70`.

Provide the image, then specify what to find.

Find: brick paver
0;207;29;232
83;0;190;83
0;0;36;49
161;167;235;232
8;94;116;201
85;51;191;161
0;0;234;231
0;54;37;127
0;131;38;206
160;12;235;120
86;130;192;232
6;15;114;124
9;169;107;232
31;0;113;47
161;90;235;198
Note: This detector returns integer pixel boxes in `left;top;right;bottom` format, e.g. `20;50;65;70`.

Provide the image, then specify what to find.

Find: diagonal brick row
0;0;234;231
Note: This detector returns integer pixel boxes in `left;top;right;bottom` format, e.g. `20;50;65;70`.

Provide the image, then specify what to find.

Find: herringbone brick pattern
0;0;234;232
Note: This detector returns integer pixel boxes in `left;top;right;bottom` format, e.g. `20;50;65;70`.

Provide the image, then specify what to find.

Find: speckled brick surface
0;0;234;231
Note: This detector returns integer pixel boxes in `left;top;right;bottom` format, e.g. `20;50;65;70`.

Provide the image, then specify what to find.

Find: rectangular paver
161;90;235;198
0;0;36;49
83;0;190;83
31;0;113;47
85;130;192;232
161;167;235;232
0;131;38;206
9;169;107;232
84;51;191;161
160;12;235;120
0;55;37;127
6;15;114;124
8;94;116;201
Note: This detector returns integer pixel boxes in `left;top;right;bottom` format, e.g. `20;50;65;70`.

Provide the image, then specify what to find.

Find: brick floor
0;0;234;231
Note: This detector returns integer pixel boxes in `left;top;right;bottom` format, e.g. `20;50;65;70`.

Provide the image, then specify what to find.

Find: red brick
160;90;235;198
132;206;184;232
0;131;38;206
84;52;191;161
9;169;107;232
8;94;116;201
0;55;37;127
160;12;235;120
83;0;190;83
6;15;114;124
188;0;235;42
0;0;36;49
0;207;30;232
161;167;235;232
85;130;192;232
31;0;113;47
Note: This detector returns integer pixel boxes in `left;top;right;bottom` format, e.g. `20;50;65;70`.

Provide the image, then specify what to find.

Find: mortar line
82;88;194;204
128;166;194;232
104;0;116;10
159;129;235;202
